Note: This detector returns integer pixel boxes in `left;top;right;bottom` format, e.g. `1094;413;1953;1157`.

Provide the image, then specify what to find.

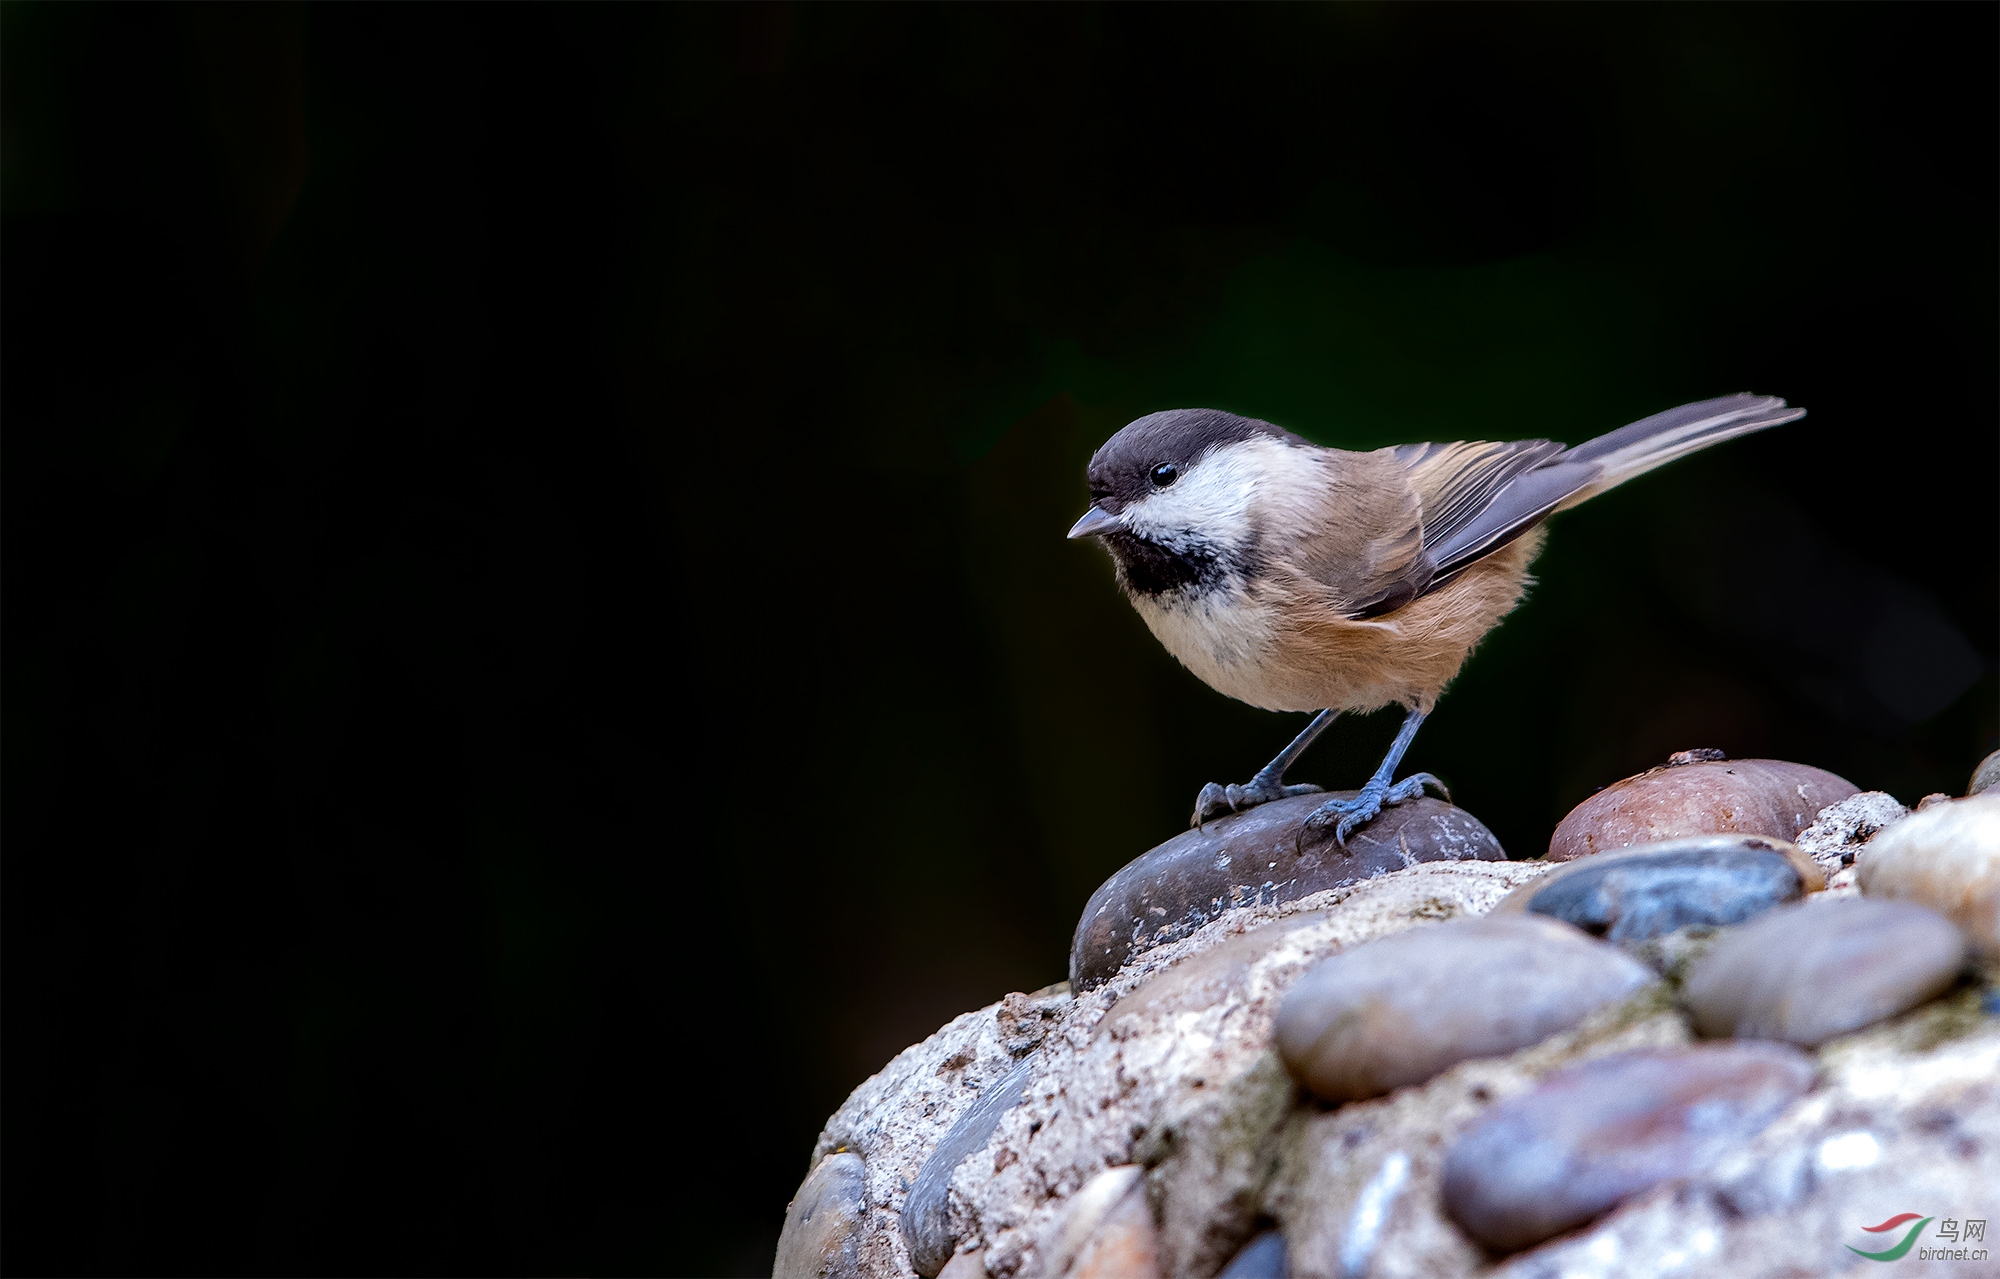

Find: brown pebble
1071;791;1504;991
1682;897;1967;1045
1441;1043;1814;1253
1548;755;1857;862
1043;1165;1160;1279
937;1250;986;1279
1274;915;1655;1102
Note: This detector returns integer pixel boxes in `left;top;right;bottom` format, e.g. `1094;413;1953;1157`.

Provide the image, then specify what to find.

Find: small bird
1067;393;1805;844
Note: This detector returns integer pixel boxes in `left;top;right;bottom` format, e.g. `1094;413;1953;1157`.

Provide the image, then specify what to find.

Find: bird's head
1069;408;1308;597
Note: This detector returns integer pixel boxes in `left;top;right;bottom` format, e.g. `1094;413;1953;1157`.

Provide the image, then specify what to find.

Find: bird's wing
1285;448;1438;619
1395;438;1599;588
1394;393;1803;592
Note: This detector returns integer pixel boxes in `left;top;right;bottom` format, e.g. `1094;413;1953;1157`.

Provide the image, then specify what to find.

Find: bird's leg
1192;710;1336;828
1301;705;1450;846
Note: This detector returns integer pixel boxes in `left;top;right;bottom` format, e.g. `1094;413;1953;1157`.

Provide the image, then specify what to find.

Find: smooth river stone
1682;897;1968;1045
775;1150;866;1279
1508;835;1817;942
1070;791;1505;992
1273;915;1655;1103
1548;755;1857;862
1441;1043;1815;1253
1857;793;2000;957
903;1056;1038;1277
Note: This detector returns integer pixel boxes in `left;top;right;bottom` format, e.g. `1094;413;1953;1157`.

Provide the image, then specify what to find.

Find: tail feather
1552;392;1805;510
1420;392;1804;585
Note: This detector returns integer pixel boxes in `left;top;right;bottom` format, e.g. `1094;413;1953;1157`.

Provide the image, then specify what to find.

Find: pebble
1509;835;1816;943
1274;915;1656;1103
1682;898;1968;1045
1440;1043;1815;1253
903;1056;1039;1277
1041;1165;1160;1279
1071;792;1505;991
1971;750;2000;797
1857;793;2000;957
1548;754;1857;862
1213;1229;1286;1278
774;1150;866;1279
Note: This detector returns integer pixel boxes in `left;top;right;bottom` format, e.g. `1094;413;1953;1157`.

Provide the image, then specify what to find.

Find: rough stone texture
1070;793;1506;991
777;1151;869;1279
1440;1043;1815;1253
961;860;1549;1279
1971;749;2000;797
805;830;1999;1279
806;985;1074;1278
1038;1166;1159;1279
906;1056;1041;1276
1501;836;1817;942
1794;790;1910;874
1274;915;1656;1102
1491;994;2000;1279
1683;898;1968;1045
1858;792;2000;957
1548;756;1858;862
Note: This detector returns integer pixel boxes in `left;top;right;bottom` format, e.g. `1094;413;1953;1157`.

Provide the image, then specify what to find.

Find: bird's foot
1191;775;1324;829
1301;772;1450;846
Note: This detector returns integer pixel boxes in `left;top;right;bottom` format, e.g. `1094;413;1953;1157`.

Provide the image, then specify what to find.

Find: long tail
1422;392;1804;581
1551;392;1805;511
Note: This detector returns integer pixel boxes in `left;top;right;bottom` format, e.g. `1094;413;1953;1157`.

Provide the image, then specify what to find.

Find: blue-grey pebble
1215;1228;1286;1279
1682;897;1967;1045
1442;1043;1814;1253
1525;837;1805;942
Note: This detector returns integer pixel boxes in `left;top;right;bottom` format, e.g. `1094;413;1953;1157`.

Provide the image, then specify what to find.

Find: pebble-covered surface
1040;1166;1157;1279
1504;835;1815;942
1070;792;1505;991
1683;897;1968;1045
1439;1043;1815;1252
1273;915;1655;1102
786;765;2000;1279
1858;793;2000;957
1547;756;1856;862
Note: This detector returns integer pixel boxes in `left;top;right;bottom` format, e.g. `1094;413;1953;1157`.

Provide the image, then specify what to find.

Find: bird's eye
1150;463;1178;488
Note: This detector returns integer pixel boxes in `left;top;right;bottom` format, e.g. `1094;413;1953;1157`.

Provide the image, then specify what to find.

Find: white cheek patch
1120;437;1300;553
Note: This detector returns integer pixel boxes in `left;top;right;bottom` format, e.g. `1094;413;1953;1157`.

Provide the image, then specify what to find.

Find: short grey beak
1067;506;1122;540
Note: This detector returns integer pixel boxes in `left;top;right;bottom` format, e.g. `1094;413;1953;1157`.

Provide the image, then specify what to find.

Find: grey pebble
1971;749;2000;797
1070;791;1504;992
1523;836;1808;942
1441;1043;1815;1253
775;1150;866;1279
1682;898;1968;1045
902;1056;1038;1278
1274;915;1655;1103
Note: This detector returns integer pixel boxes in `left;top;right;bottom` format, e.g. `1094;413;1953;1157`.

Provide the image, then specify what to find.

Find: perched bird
1067;393;1805;844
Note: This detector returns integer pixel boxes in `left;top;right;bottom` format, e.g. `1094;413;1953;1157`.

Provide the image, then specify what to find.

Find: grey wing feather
1397;392;1805;596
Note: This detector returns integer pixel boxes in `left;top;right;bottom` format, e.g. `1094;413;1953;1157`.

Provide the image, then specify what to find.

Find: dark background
4;4;1994;1275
